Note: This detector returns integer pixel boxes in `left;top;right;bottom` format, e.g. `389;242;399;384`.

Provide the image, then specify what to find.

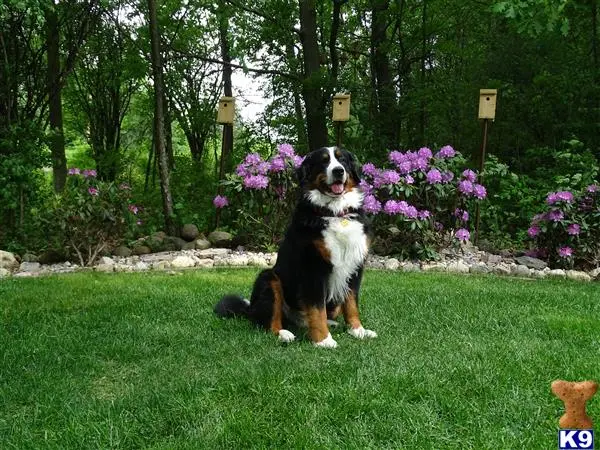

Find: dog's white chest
322;217;368;303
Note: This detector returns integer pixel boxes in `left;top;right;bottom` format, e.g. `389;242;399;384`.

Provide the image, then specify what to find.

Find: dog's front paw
348;326;378;339
278;329;296;343
314;333;338;349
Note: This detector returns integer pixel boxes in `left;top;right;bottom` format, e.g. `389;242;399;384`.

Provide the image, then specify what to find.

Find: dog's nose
332;167;345;179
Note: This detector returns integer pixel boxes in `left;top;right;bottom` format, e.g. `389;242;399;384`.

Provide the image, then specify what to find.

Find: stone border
1;248;598;282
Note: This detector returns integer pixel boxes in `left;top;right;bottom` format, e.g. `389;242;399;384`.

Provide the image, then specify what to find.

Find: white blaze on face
326;147;346;194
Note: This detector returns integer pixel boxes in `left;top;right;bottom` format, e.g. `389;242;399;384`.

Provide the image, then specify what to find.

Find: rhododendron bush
216;144;487;257
526;185;600;268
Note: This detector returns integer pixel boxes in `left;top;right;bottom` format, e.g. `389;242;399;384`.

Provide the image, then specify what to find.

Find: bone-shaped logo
552;380;598;429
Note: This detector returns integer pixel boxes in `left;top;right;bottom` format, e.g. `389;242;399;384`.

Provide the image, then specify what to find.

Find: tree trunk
147;0;176;236
299;0;328;150
419;0;428;145
370;0;398;151
285;41;307;151
46;5;67;193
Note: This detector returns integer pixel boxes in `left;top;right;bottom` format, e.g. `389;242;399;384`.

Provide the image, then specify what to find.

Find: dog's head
296;146;361;197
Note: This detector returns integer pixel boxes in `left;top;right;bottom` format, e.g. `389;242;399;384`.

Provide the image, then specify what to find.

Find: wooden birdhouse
217;97;235;124
478;89;497;120
332;93;351;122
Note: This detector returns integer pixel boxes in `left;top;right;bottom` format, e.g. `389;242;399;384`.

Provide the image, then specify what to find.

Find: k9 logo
559;429;594;449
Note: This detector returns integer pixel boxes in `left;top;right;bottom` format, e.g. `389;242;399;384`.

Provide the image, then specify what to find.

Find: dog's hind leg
269;276;295;343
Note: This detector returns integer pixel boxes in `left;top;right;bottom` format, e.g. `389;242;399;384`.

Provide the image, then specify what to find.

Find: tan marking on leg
305;306;330;343
270;278;284;335
313;239;331;262
327;304;341;320
342;291;362;329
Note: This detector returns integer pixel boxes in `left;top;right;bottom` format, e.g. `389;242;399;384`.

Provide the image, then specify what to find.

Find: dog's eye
322;153;330;162
334;150;342;159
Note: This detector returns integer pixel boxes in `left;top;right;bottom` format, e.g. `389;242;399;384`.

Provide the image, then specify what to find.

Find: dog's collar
312;206;357;218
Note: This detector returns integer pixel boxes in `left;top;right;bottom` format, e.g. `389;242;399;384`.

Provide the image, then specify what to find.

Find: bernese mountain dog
214;146;376;348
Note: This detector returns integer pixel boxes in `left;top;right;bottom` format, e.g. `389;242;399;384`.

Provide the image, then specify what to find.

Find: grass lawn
1;270;599;449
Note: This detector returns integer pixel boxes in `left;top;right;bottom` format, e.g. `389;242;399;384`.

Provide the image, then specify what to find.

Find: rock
19;262;41;273
367;260;384;269
95;264;114;273
182;242;196;251
566;270;592;282
515;256;547;270
422;263;446;272
171;256;196;268
384;258;400;270
228;255;249;266
0;250;19;272
164;236;187;251
140;251;175;263
469;262;490;274
197;248;230;258
268;254;278;266
38;249;66;265
531;270;547;279
485;254;502;265
114;264;133;272
132;245;152;255
590;267;600;279
196;258;215;268
207;231;234;248
511;264;531;277
99;256;115;266
401;262;420;272
113;246;132;257
194;238;211;250
181;224;200;241
152;261;171;270
22;253;39;263
493;263;511;276
548;269;566;279
0;268;11;278
447;261;470;274
248;255;269;267
134;262;149;271
151;231;167;242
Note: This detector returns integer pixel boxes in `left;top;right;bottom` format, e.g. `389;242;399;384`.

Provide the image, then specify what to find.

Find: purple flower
379;170;401;185
88;187;99;196
587;184;598;193
473;184;487;199
454;208;469;222
567;223;581;235
128;204;139;215
236;164;250;177
435;145;456;159
547;210;564;222
547;191;574;204
244;153;263;165
398;161;413;174
434;222;444;231
417;147;433;159
363;195;382;214
404;175;414;184
82;169;97;178
383;200;402;215
269;157;286;173
274;186;287;199
405;205;418;219
455;228;470;242
389;151;406;166
527;225;540;237
362;163;378;177
441;171;454;183
359;180;373;195
426;168;442;184
243;174;269;190
277;143;295;158
67;168;80;175
412;157;429;171
458;180;474;195
213;195;229;208
293;155;304;168
418;210;431;220
256;162;270;175
558;246;573;258
531;213;546;224
462;169;477;182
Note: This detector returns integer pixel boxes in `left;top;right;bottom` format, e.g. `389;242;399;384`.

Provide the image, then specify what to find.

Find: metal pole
215;123;229;229
475;118;488;245
336;122;343;148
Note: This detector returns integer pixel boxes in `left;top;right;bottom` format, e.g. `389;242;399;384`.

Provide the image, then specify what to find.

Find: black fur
215;146;371;336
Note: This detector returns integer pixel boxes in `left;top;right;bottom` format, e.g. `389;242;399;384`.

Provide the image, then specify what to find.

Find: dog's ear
296;161;309;187
347;151;361;183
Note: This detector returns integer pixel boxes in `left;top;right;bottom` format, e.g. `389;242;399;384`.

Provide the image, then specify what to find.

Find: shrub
525;184;599;269
48;169;146;265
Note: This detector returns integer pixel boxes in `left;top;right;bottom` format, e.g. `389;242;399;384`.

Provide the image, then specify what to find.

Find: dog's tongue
331;183;344;194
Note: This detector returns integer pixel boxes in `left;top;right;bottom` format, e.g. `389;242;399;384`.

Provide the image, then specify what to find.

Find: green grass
1;270;599;449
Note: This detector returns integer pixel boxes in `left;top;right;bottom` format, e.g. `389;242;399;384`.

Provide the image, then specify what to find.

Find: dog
214;146;377;348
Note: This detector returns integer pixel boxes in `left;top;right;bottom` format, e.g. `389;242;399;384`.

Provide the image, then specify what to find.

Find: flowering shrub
216;143;486;257
526;184;599;269
216;144;304;250
360;146;486;258
49;169;145;266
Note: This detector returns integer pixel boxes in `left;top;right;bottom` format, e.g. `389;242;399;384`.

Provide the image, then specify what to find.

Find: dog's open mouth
328;182;345;195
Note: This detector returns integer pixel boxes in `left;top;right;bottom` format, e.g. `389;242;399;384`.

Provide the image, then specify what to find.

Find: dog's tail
214;294;251;319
